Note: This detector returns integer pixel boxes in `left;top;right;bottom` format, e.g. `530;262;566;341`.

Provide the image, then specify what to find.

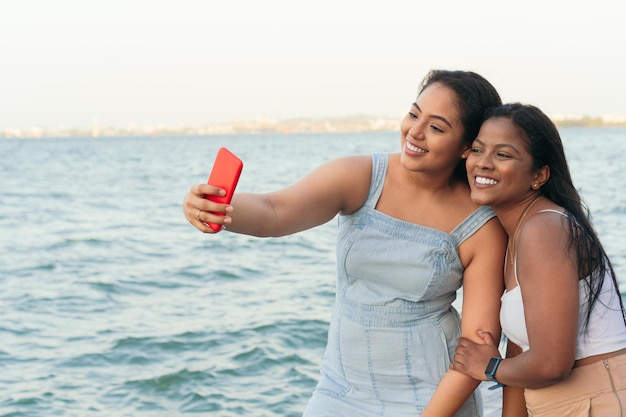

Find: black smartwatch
484;357;505;390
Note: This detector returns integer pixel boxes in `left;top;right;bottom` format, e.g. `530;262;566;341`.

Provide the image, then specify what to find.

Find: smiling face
466;116;549;209
399;82;469;178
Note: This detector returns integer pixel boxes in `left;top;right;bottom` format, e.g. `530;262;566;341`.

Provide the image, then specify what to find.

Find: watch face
485;357;505;389
485;357;500;376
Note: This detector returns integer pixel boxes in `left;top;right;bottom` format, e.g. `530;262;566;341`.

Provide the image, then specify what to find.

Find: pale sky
1;0;625;130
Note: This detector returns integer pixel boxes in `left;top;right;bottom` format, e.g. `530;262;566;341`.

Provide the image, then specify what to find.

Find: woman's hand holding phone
185;184;230;233
183;147;243;233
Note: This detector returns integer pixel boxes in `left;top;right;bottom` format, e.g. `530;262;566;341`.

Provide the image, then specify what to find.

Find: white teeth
406;142;426;153
475;176;498;185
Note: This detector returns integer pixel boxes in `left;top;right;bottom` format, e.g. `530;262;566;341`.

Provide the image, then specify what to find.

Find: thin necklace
507;196;545;265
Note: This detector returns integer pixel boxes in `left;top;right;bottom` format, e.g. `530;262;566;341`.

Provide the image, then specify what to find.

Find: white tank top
500;210;626;360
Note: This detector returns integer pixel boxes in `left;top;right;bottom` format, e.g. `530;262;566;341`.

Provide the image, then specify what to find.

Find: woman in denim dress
183;69;507;416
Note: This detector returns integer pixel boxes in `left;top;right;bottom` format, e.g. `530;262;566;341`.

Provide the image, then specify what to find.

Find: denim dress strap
449;206;496;248
362;152;389;208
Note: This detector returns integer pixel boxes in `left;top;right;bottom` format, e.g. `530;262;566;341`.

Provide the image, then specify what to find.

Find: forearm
227;192;280;236
421;370;480;417
493;353;572;389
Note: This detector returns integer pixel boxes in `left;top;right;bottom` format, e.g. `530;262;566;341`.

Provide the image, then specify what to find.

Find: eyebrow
473;137;522;154
412;103;453;128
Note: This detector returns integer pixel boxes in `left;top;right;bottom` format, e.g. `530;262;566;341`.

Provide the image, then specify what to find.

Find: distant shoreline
2;115;626;139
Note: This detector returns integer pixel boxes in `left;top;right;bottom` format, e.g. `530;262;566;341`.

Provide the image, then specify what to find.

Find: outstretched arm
182;154;373;237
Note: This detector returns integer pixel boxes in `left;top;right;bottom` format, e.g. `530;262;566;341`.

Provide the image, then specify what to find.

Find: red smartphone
204;147;243;232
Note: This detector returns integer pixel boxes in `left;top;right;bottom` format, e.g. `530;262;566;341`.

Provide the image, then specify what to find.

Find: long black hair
485;103;626;329
418;70;502;183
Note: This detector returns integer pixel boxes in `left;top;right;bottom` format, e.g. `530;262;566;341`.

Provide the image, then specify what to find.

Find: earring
532;183;538;189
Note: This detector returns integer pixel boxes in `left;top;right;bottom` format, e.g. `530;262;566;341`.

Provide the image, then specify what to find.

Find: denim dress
303;153;494;417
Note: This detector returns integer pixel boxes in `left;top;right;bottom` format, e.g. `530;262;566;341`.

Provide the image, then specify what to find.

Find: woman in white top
450;103;626;417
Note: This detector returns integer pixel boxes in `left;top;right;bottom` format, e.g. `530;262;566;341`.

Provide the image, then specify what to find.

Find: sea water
1;128;625;416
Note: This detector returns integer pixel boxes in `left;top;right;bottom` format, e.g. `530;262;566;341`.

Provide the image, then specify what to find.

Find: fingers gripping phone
204;147;243;232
